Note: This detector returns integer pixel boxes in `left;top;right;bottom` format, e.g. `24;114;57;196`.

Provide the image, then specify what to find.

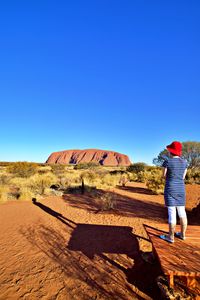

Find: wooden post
168;274;174;288
182;276;196;288
81;178;85;194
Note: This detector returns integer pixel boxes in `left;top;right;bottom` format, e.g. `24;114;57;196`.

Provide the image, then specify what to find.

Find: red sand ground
0;182;199;300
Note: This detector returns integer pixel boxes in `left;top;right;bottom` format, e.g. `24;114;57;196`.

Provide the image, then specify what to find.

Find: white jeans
167;206;187;224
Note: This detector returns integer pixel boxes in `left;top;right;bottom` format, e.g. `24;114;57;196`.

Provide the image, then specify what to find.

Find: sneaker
159;234;174;243
175;232;186;240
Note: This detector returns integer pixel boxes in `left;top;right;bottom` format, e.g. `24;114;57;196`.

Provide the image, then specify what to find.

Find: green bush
127;162;147;173
126;163;150;183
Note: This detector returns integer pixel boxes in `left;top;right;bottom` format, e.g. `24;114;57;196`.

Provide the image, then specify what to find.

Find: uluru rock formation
46;149;131;166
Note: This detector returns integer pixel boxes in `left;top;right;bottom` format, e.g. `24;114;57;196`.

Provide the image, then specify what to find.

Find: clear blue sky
0;1;199;165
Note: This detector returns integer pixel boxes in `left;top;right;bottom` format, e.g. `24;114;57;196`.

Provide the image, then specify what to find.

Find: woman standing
160;141;188;243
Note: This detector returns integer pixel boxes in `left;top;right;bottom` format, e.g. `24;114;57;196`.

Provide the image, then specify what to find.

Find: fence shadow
117;185;154;195
26;201;162;298
67;222;162;298
62;189;167;222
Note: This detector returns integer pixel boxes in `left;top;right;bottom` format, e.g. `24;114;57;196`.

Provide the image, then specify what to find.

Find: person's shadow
32;198;76;229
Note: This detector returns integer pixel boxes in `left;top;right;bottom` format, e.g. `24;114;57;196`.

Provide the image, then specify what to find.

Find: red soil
0;183;199;300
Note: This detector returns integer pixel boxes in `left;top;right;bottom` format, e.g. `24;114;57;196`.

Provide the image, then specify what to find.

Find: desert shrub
80;170;97;185
185;168;200;184
146;166;158;172
0;166;6;174
18;187;34;201
10;177;28;188
146;169;165;194
54;174;70;189
110;170;126;175
7;162;38;178
66;171;81;184
28;173;58;195
99;173;121;189
127;162;147;173
0;162;13;167
10;173;58;199
128;172;138;182
118;173;130;186
75;171;96;193
74;162;100;170
50;164;66;174
60;177;71;188
37;165;52;174
126;163;150;183
97;192;116;211
137;170;150;183
0;185;9;203
0;174;11;185
8;187;20;200
127;170;149;183
49;165;70;188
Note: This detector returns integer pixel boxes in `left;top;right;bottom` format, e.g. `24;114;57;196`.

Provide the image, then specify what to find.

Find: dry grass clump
74;162;100;170
61;170;82;188
18;187;35;201
10;173;58;200
28;173;58;195
37;165;52;174
65;170;122;191
127;165;165;194
1;163;131;202
118;173;130;186
0;185;10;203
97;173;121;189
96;192;116;211
50;164;66;175
0;174;11;185
1;162;178;201
7;162;38;178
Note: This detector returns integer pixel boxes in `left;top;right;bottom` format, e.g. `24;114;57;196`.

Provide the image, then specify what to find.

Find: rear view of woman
160;141;188;243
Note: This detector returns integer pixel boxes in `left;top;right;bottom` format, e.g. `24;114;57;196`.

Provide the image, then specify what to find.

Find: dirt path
0;182;199;300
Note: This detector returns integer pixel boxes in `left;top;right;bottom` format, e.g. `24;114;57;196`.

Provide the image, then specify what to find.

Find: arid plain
0;182;199;300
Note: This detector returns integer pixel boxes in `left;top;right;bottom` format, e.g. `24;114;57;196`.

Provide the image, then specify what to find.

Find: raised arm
163;167;167;178
183;168;187;180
